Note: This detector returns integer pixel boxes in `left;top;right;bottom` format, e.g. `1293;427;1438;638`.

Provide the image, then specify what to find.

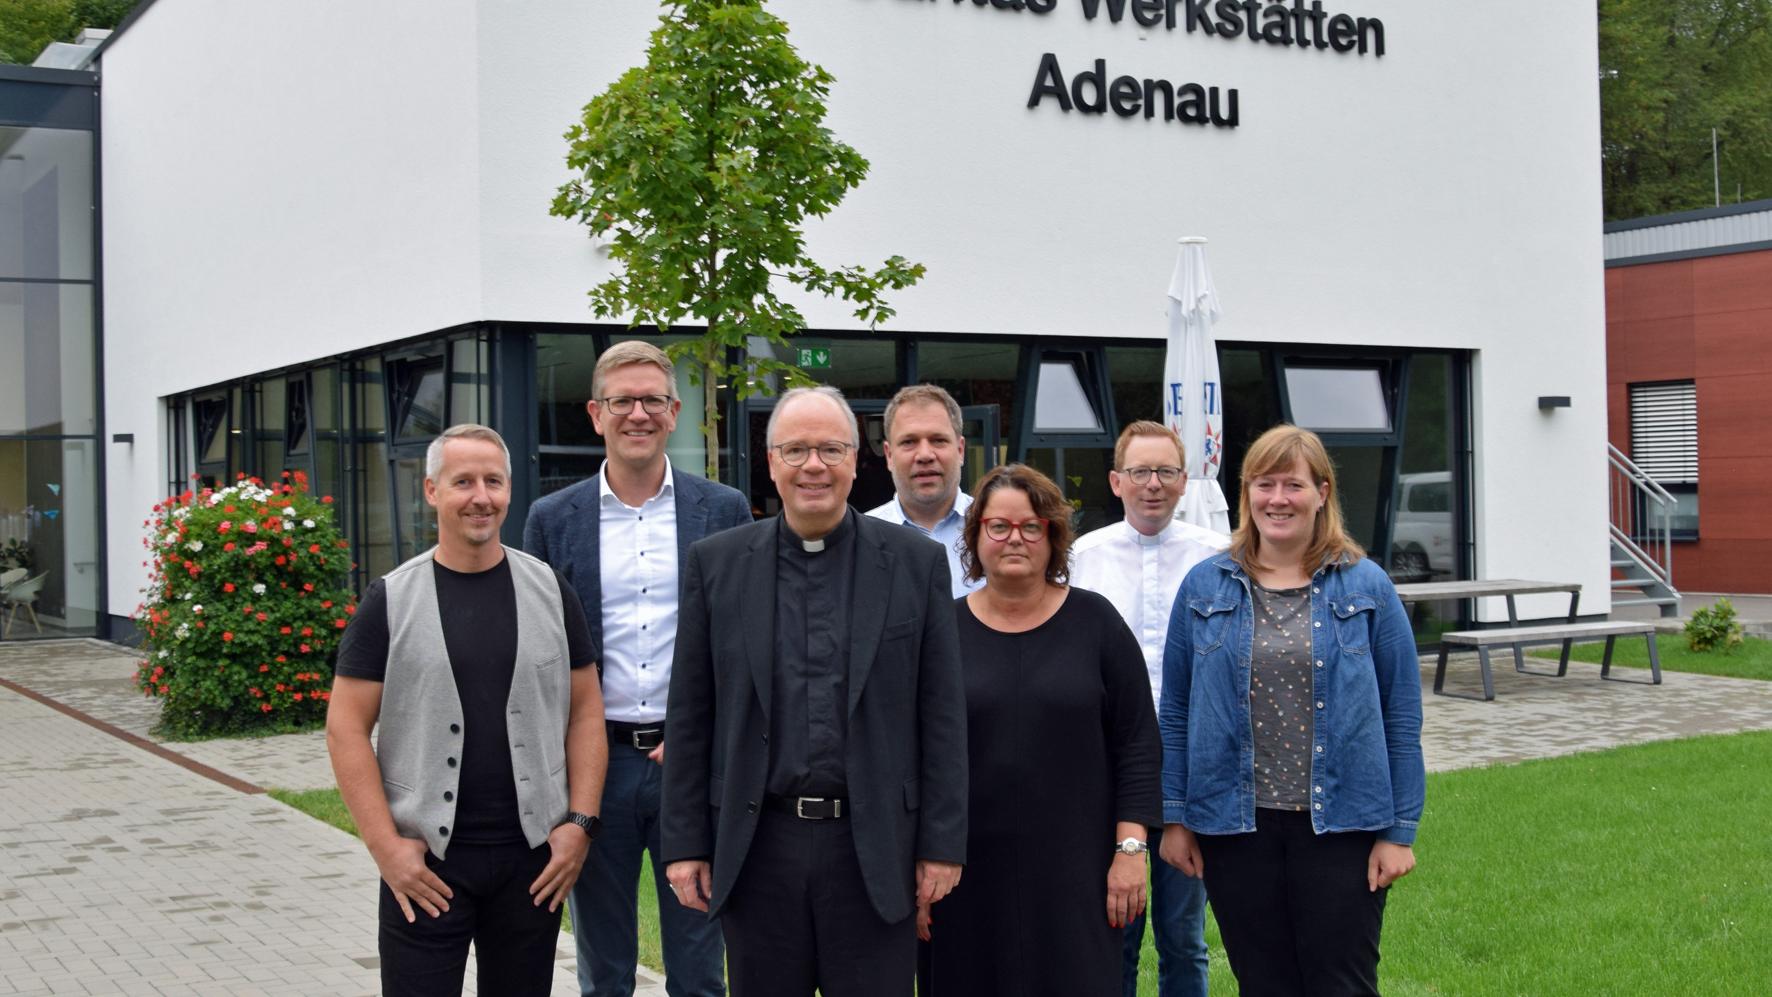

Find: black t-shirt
335;557;598;845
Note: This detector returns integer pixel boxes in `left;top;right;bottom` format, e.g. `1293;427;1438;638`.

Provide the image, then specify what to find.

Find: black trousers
721;809;915;997
1196;809;1387;997
378;840;561;997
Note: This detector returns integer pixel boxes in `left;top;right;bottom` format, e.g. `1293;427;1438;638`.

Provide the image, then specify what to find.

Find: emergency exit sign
797;347;831;369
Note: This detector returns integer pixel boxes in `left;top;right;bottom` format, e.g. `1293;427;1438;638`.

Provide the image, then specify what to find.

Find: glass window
0;281;94;435
255;377;286;479
0;126;94;281
1034;359;1104;433
1025;446;1114;536
1389;352;1459;589
1284;366;1391;433
536;333;602;450
1106;345;1166;426
0;438;99;638
449;336;489;426
1217;347;1281;531
917;341;1018;468
285;376;311;455
387;356;446;443
310;366;343;506
391;456;436;564
782;335;900;400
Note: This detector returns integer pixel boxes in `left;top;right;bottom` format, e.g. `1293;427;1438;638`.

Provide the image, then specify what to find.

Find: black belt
607;719;664;750
765;795;848;820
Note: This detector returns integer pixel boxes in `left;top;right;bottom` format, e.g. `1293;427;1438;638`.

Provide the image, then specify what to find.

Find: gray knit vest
379;546;571;859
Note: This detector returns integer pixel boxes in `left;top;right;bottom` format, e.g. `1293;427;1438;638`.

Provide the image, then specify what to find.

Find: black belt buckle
795;797;842;820
630;727;663;751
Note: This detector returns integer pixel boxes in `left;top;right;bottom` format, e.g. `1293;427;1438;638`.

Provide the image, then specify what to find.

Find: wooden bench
1432;620;1661;702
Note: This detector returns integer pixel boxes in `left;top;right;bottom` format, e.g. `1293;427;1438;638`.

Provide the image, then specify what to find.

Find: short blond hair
1113;421;1186;470
593;340;677;400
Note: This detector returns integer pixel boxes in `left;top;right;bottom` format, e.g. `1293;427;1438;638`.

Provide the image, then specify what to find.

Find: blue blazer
521;466;754;649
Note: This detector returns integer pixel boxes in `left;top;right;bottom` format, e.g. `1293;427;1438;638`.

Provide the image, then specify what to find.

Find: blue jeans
1122;857;1209;997
571;744;726;997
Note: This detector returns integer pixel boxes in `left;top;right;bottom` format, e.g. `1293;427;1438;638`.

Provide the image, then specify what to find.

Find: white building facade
73;0;1609;641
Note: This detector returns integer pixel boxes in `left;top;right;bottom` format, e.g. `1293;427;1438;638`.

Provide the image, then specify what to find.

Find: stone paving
0;641;665;996
3;637;1772;995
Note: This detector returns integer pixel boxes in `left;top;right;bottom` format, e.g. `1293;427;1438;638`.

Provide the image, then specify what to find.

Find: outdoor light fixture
1537;396;1571;410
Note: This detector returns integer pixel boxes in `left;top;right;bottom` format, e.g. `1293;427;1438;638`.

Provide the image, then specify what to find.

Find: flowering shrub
135;472;357;738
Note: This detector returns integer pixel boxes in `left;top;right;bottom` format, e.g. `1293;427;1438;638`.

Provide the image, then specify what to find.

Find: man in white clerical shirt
1070;420;1228;997
865;384;983;599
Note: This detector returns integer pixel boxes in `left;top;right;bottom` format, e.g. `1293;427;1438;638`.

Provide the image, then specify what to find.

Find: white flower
157;649;168;659
252;583;266;595
303;519;316;529
187;540;204;552
282;505;296;516
182;592;194;600
164;532;178;545
175;623;190;639
192;605;203;614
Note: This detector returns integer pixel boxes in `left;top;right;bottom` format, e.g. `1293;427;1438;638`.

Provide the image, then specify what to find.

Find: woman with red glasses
917;463;1161;996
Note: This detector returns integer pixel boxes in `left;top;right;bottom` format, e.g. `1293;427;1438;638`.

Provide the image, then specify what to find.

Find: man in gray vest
524;340;750;997
329;423;608;997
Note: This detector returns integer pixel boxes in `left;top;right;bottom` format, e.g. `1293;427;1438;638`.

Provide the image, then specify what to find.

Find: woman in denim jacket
1156;425;1424;996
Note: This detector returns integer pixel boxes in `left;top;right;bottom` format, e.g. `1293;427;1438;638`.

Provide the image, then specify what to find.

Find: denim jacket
1158;552;1424;845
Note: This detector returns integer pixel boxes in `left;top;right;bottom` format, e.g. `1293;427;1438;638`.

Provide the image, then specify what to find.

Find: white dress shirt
1070;518;1230;706
865;490;982;599
598;459;680;723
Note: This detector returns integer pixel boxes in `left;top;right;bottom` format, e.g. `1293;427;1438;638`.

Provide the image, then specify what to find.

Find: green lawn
275;732;1772;994
1131;731;1772;995
1528;633;1772;681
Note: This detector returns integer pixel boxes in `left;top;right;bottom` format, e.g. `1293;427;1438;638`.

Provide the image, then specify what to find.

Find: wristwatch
563;811;603;841
1114;837;1149;856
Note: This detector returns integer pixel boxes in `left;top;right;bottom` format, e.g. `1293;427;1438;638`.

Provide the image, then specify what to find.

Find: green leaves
1600;0;1772;218
554;0;924;477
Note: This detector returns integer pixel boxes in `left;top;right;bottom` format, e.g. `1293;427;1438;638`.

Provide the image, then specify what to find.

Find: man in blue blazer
523;341;751;997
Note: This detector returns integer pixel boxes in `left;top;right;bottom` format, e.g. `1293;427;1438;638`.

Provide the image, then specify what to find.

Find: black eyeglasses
982;518;1050;543
772;442;855;467
598;394;673;415
1119;465;1185;485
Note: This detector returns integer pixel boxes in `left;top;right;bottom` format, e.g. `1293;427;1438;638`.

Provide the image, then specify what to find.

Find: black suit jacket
521;467;753;650
660;513;969;923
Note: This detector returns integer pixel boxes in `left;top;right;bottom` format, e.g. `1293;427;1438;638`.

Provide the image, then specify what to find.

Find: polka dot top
1250;582;1314;812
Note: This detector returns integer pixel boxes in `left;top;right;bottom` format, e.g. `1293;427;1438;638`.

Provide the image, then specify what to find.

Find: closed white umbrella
1163;237;1231;533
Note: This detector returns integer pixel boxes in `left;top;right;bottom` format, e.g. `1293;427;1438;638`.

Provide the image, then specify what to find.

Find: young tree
1600;0;1772;220
552;0;924;480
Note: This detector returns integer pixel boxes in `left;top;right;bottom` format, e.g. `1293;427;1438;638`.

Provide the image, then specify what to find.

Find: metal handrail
1606;443;1674;587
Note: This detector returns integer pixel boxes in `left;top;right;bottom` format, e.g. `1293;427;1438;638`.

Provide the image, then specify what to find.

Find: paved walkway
3;638;1772;995
0;641;663;996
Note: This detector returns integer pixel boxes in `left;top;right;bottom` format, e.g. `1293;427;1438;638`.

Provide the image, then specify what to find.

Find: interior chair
1;571;48;638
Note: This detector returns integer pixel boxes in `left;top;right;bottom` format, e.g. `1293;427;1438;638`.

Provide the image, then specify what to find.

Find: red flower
334;618;348;629
275;684;287;693
223;583;235;593
221;632;234;642
275;555;287;566
299;644;312;654
222;542;235;552
292;692;304;702
250;687;261;697
300;626;312;637
256;613;268;622
322;496;334;504
276;655;287;663
259;664;270;673
261;703;273;712
321;600;333;609
302;583;315;592
280;626;293;635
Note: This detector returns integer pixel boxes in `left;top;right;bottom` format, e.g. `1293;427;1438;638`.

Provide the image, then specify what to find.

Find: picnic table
1395;579;1660;700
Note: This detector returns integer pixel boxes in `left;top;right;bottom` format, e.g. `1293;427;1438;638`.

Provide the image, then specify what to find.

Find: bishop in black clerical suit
660;386;968;997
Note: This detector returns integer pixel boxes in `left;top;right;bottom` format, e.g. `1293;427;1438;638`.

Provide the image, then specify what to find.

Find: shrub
135;472;356;738
1685;597;1745;654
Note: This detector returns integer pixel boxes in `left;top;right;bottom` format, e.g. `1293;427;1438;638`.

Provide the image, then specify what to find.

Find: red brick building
1605;200;1772;594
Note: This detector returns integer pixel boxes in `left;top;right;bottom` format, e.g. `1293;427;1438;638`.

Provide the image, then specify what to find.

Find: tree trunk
700;340;721;481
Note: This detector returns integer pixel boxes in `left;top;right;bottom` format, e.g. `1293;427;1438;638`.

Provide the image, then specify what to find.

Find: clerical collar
780;507;854;554
1133;522;1170;547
